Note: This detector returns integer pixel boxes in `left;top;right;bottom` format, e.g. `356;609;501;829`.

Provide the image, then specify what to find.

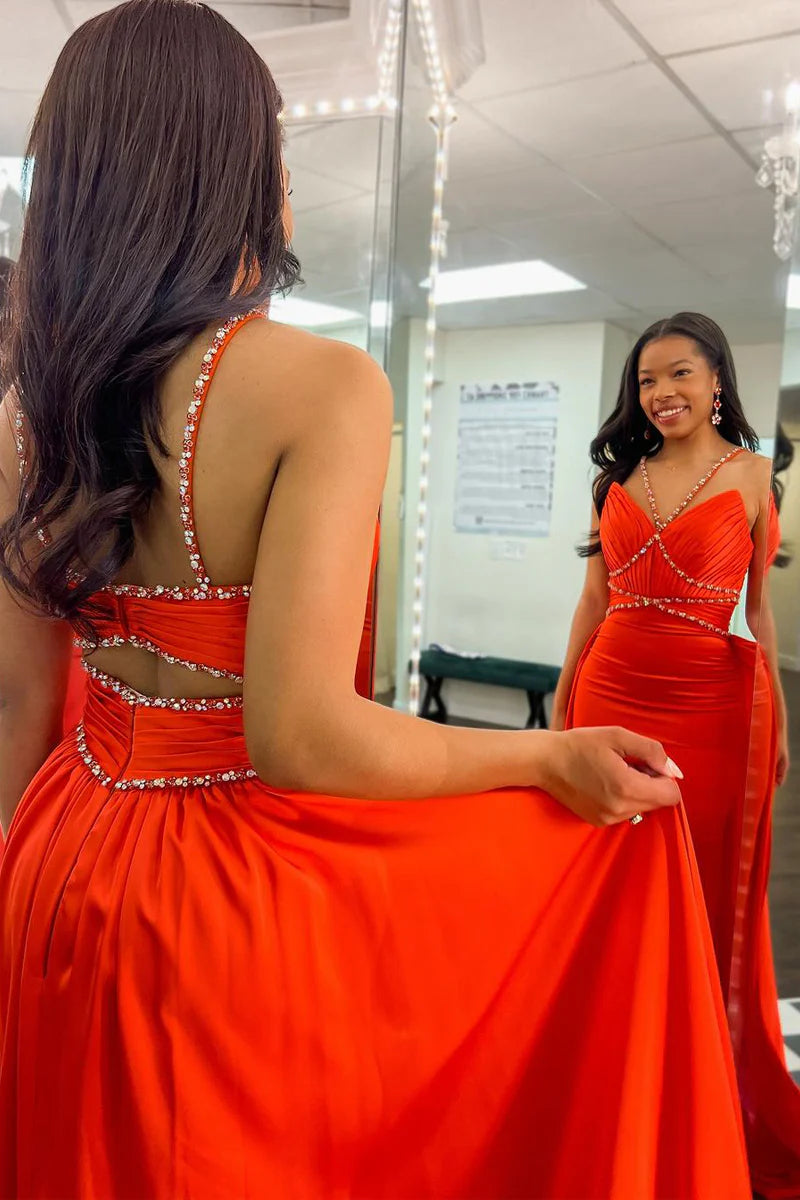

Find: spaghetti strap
179;309;267;587
7;394;52;547
640;446;744;530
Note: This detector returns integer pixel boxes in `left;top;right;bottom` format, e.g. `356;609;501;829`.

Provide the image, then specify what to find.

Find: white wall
730;342;784;438
781;329;800;386
417;321;608;725
599;323;634;422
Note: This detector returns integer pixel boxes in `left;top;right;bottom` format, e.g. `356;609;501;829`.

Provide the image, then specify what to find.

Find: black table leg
421;676;448;722
526;691;548;729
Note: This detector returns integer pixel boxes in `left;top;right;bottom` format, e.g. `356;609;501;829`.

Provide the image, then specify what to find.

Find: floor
781;999;800;1084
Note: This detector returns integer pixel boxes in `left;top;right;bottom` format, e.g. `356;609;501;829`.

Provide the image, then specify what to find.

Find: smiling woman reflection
553;311;800;1198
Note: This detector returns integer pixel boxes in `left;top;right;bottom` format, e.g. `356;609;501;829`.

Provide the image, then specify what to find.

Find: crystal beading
83;661;243;711
640;448;743;530
100;582;250;601
178;310;263;588
77;635;244;683
75;722;257;791
607;448;747;638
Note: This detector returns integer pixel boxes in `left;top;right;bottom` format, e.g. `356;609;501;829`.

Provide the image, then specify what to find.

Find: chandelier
756;82;800;262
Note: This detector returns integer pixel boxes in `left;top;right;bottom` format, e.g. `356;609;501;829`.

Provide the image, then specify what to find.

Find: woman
552;312;800;1198
0;5;752;1196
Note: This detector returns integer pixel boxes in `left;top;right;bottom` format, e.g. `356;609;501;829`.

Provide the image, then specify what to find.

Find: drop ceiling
0;0;797;343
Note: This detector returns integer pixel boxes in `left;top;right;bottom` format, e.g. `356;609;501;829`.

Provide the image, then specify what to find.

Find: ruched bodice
602;452;780;637
84;587;251;681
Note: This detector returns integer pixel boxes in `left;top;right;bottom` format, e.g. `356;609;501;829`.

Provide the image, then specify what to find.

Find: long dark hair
0;0;300;631
580;312;762;558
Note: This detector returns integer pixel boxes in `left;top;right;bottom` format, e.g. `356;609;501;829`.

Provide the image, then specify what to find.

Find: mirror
385;0;799;1104
772;326;800;1067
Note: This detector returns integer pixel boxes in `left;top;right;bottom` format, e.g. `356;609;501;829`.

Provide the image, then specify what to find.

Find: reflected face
637;335;719;440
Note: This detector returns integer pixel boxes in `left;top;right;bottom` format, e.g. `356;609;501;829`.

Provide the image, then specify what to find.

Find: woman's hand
539;726;683;827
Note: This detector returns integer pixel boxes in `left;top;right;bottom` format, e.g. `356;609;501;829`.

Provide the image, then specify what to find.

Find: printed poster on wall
454;380;559;536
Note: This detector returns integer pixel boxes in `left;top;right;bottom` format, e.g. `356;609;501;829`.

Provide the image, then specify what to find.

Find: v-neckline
637;447;744;532
611;481;747;537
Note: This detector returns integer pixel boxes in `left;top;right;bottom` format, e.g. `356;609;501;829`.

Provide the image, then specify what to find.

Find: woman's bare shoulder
734;447;773;489
223;319;392;438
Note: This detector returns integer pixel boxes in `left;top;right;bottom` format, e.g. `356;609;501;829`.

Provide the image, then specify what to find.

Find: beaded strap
180;310;266;587
639;447;744;531
10;402;51;547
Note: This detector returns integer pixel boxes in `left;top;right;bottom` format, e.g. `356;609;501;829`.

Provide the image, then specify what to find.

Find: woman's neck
655;426;731;469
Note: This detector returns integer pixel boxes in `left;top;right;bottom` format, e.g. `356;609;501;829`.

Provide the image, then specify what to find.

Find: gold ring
629;813;644;826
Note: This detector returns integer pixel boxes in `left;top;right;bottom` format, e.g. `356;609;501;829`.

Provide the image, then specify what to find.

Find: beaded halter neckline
639;446;744;532
606;447;746;637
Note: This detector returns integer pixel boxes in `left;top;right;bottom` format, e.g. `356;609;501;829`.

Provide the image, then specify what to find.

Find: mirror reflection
388;0;800;1187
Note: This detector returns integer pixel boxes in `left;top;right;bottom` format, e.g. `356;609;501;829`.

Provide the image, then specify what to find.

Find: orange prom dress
567;452;800;1199
0;315;753;1198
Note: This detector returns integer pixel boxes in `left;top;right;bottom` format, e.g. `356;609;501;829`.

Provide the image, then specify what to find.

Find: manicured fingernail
665;757;684;780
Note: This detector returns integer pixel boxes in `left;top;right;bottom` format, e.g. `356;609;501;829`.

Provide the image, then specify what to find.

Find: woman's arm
243;343;681;825
550;516;609;731
745;461;789;786
0;407;72;833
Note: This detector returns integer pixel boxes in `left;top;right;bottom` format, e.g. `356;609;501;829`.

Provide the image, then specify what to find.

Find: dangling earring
644;427;651;440
711;386;722;426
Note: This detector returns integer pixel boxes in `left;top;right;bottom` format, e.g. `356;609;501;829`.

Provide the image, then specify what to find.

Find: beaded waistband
75;720;258;791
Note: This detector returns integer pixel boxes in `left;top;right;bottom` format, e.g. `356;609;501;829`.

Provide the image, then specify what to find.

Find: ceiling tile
475;63;711;162
560;136;756;208
626;190;774;246
458;0;646;102
669;33;800;131
487;209;661;257
612;0;800;57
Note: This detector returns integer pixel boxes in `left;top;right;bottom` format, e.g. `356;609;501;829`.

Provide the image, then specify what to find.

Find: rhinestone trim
179;310;264;588
77;635;244;683
76;723;257;791
83;661;243;711
13;405;51;546
606;598;731;636
100;582;250;600
607;448;746;638
640;447;744;531
13;406;26;474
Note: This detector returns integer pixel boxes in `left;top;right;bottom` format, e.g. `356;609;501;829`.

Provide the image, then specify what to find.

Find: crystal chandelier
756;82;800;262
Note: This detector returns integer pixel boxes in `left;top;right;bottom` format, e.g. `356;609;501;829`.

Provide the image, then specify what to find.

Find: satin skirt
569;610;800;1199
0;677;750;1198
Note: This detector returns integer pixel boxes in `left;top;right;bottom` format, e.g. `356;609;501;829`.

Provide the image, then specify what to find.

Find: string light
275;0;458;717
280;0;404;125
405;0;457;712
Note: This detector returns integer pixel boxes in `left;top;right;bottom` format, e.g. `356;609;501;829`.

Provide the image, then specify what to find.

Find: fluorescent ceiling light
370;300;392;327
422;259;587;305
270;295;361;328
787;274;800;308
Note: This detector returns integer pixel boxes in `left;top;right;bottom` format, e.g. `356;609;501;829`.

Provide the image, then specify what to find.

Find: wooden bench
418;648;561;729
